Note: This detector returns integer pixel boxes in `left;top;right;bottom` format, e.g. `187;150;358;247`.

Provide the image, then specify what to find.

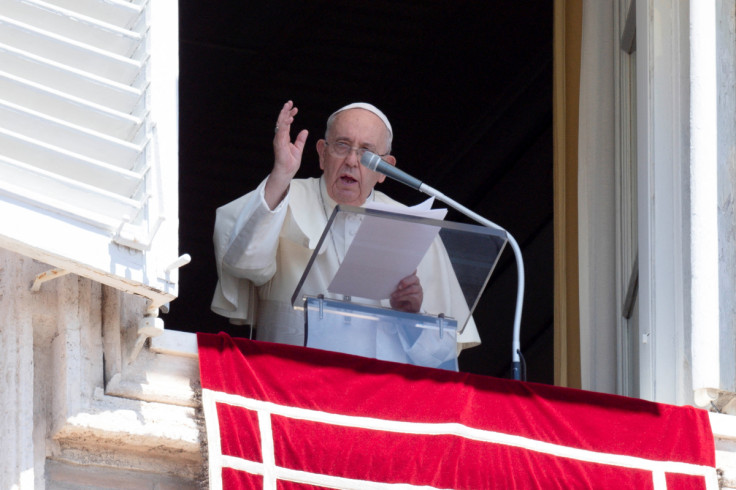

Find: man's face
317;109;396;206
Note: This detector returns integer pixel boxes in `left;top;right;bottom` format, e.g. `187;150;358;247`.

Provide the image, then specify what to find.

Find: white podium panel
304;296;459;370
293;205;507;371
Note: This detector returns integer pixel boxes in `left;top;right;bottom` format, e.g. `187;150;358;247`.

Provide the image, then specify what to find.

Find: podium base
303;296;458;371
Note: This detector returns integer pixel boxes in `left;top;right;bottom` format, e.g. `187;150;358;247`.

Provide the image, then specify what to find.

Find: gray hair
325;102;393;154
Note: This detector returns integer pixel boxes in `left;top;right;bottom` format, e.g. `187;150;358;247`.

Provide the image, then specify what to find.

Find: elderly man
211;101;480;364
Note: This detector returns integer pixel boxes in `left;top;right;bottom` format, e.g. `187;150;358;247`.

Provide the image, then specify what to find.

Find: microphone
360;151;423;190
361;148;526;381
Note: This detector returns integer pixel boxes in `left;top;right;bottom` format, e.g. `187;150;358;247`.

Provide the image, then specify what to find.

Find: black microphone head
360;150;381;171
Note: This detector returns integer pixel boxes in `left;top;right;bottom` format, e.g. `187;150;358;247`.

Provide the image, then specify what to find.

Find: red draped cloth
197;332;717;489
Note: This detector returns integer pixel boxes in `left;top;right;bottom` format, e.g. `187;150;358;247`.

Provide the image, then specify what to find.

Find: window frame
0;0;181;311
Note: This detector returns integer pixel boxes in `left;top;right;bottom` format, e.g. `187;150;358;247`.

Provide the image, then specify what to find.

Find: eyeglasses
325;141;389;159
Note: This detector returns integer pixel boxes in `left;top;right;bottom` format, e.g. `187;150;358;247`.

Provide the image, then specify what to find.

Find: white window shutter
0;0;181;309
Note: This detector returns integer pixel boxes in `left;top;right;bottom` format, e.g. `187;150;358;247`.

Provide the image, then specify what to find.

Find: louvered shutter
0;0;180;307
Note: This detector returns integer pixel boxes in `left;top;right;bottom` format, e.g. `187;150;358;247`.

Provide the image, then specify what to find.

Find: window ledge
52;390;203;479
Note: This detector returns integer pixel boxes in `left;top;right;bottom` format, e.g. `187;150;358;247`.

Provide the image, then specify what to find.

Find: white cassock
211;176;480;368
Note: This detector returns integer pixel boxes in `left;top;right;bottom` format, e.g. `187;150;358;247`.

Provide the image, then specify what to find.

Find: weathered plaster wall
717;0;736;393
0;248;203;489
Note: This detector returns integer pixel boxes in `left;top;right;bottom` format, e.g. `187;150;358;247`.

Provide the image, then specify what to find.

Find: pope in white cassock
211;101;480;369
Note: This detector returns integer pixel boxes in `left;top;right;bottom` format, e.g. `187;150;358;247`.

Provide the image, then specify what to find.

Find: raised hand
264;100;309;209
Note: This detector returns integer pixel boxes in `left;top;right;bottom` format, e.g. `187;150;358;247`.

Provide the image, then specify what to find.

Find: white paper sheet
328;198;447;300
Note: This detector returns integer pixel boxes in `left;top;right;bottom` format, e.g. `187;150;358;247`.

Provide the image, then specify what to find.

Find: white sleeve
211;177;291;321
215;177;289;285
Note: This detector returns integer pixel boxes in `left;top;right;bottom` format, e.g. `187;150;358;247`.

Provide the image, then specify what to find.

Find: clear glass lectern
291;205;507;371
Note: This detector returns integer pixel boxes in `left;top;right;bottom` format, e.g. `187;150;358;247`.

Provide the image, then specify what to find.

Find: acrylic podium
291;205;507;371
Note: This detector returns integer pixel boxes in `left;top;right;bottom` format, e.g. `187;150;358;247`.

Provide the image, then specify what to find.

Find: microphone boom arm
417;182;525;381
361;150;525;380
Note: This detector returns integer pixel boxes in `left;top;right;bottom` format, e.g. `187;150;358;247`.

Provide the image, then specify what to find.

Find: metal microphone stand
416;183;525;381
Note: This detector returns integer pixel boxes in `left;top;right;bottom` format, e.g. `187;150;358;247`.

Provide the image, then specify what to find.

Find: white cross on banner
197;332;717;489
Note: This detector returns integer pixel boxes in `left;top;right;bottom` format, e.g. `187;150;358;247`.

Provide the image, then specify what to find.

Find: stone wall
0;248;203;489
